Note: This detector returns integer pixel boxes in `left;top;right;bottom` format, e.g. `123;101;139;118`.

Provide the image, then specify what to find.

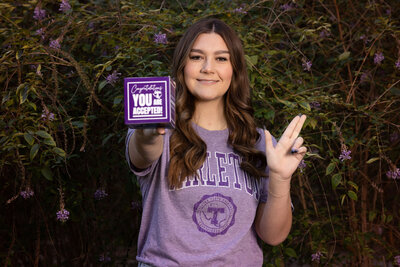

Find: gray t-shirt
125;124;274;267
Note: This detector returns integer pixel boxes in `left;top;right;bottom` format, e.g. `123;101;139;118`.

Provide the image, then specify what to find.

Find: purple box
124;76;175;128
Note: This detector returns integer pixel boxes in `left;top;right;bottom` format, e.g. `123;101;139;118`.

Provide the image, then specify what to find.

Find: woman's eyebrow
190;49;230;55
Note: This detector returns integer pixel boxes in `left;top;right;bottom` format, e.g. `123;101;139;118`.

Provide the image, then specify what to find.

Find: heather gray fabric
125;124;276;267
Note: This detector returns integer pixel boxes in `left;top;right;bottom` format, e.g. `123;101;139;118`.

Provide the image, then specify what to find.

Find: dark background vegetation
1;0;399;266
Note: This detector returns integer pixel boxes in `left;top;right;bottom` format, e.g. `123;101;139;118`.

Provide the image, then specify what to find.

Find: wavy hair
168;18;267;189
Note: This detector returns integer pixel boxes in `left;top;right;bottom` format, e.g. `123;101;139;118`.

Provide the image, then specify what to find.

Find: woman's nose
201;59;214;73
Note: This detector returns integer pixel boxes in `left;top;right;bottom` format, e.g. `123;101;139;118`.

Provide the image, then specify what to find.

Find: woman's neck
192;100;227;131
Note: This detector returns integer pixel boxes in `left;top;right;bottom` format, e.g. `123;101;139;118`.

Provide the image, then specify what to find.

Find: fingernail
291;148;298;154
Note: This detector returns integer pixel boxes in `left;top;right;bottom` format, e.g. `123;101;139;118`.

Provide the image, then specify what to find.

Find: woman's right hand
137;127;166;137
129;127;165;169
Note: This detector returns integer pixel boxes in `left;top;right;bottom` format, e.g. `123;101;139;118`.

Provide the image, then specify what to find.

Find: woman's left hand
264;115;307;180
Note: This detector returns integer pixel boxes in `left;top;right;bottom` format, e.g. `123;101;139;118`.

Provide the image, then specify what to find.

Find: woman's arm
255;174;292;245
128;128;165;169
255;115;307;245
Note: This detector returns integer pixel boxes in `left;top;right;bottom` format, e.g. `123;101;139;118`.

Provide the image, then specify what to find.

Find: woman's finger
291;136;304;151
296;146;307;155
157;127;166;135
280;116;301;143
264;130;275;152
291;115;307;140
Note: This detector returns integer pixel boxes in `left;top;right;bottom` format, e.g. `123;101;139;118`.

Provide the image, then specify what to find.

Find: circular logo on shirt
192;193;237;237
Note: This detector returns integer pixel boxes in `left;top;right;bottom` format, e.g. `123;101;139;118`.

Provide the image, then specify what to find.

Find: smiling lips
197;79;219;84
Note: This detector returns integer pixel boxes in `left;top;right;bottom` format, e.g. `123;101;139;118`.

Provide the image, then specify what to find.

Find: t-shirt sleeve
125;128;160;177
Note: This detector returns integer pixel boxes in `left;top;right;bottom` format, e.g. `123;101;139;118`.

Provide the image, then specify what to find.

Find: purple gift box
124;76;175;128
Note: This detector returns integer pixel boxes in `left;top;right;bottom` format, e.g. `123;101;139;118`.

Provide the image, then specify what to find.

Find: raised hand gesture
264;115;307;181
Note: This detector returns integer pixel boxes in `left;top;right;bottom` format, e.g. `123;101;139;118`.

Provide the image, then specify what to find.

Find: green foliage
1;0;399;266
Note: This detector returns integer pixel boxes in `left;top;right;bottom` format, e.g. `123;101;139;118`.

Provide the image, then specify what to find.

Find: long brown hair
169;18;267;189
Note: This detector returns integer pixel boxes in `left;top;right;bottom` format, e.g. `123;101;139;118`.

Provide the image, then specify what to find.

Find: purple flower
390;132;399;143
319;29;330;38
311;251;323;263
20;188;34;199
386;168;400;179
298;160;306;172
310;101;321;110
106;70;121;86
94;189;108;200
360;72;370;83
56;208;70;222
395;59;400;70
302;60;312;71
59;0;71;13
41;109;55;121
99;254;111;262
374;52;384;65
394;255;400;266
35;28;45;39
154;32;167;44
280;3;294;11
33;7;46;20
49;39;61;50
339;149;351;161
233;7;247;14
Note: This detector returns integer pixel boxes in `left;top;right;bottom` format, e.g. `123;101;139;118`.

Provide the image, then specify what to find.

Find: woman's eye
189;55;201;60
217;57;228;62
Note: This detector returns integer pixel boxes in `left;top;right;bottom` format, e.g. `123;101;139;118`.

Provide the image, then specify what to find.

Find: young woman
126;18;307;267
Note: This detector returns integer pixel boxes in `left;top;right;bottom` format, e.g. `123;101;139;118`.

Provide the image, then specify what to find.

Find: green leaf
245;55;258;68
16;50;23;60
24;133;34;145
72;121;85;128
326;162;335;175
98;80;107;92
36;131;56;146
278;99;297;108
284;247;297;258
368;211;376;222
366;157;379;164
347;181;358;191
298;102;311;111
347;190;358;201
307;118;318;129
338;51;350;61
30;144;39;161
52;147;66;158
264;109;275;123
113;95;123;105
332;173;342;190
2;92;10;105
20;84;29;104
43;138;56;146
340;194;346;205
36;130;52;139
390;87;400;96
16;83;25;96
41;166;53;181
102;133;114;146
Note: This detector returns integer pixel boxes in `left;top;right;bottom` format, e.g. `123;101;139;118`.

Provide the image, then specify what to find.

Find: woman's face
183;33;233;105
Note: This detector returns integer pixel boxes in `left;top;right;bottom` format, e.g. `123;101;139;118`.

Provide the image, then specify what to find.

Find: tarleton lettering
180;151;262;200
